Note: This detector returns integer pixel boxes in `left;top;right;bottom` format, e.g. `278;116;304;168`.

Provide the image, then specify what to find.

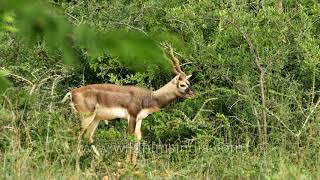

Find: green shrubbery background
0;0;319;179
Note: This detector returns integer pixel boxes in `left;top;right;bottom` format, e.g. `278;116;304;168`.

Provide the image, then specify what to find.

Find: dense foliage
0;0;319;179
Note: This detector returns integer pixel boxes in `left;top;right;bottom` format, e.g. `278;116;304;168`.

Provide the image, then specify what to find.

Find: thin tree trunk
232;22;268;147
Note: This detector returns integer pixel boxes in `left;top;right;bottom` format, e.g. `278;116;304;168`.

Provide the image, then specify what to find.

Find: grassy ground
0;84;319;179
1;123;319;179
1;144;319;179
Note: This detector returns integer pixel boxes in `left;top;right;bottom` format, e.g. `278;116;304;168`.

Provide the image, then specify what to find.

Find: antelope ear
186;75;192;79
172;74;181;84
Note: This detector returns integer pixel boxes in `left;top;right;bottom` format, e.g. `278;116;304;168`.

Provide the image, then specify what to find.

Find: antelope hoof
127;154;137;165
127;153;134;164
77;148;84;156
91;145;101;157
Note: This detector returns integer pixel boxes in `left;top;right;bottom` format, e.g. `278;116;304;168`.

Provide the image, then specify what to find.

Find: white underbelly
95;107;128;120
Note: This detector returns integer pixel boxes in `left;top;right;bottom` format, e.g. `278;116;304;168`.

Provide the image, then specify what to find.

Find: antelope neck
152;82;179;108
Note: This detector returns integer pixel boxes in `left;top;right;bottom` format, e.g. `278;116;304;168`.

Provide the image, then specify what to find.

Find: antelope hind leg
85;119;100;157
77;113;96;154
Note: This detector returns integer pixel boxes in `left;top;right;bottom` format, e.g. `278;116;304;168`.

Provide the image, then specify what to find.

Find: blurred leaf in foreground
0;12;17;32
14;1;75;65
0;70;11;93
1;0;174;74
104;30;172;74
75;26;172;75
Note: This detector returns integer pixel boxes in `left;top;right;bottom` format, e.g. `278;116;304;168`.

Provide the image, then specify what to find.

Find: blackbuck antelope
62;44;195;164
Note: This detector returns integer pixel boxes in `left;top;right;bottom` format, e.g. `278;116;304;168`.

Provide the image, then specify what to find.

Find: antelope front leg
132;118;143;164
127;116;137;164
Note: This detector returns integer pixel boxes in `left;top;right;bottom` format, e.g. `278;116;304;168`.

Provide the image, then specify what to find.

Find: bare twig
264;97;320;138
296;98;320;137
36;74;61;92
49;75;63;111
66;12;80;23
252;106;263;144
264;108;296;136
311;68;316;106
1;67;34;86
45;75;64;155
1;67;38;95
269;90;307;118
181;61;197;67
193;98;218;121
112;22;148;36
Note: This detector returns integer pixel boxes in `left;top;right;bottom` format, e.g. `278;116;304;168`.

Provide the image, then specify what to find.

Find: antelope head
164;43;195;99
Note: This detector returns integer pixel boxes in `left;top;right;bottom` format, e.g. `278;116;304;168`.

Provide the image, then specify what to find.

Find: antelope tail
61;92;71;103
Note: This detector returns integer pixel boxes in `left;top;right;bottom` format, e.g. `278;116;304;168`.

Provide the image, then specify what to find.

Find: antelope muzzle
185;86;196;98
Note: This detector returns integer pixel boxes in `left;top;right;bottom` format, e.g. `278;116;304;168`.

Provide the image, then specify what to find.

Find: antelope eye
180;84;187;88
